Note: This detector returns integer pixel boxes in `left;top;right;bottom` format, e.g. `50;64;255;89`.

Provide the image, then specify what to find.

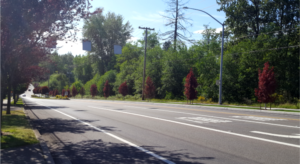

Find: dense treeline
38;0;299;105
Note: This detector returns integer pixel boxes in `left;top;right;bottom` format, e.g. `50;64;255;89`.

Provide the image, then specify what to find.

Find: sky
56;0;226;56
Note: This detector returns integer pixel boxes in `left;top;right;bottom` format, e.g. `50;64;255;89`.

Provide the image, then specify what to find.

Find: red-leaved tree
61;89;65;96
67;89;71;97
90;84;97;98
41;86;49;95
119;81;128;99
184;68;198;104
79;87;85;98
144;77;156;101
72;86;77;97
255;62;276;110
103;80;110;99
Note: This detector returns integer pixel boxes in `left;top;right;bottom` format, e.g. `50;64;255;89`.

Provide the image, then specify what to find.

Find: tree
90;84;97;98
161;0;193;50
119;81;128;99
72;86;78;97
144;77;156;101
79;87;85;98
67;89;71;97
1;0;100;114
103;80;110;99
83;11;133;74
41;86;50;95
255;62;276;110
184;68;198;104
61;89;65;96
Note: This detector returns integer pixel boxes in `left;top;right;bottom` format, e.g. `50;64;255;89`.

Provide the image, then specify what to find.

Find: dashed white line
123;106;298;128
36;103;175;164
89;106;300;148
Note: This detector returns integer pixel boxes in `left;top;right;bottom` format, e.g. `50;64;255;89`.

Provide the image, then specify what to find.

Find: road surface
22;97;300;164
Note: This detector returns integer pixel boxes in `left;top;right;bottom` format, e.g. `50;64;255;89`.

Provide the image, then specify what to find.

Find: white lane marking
122;106;298;129
177;117;231;124
232;116;285;121
89;106;300;148
125;106;148;109
36;103;175;164
251;131;300;139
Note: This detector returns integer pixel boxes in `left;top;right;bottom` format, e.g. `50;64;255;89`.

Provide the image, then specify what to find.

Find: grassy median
1;99;39;149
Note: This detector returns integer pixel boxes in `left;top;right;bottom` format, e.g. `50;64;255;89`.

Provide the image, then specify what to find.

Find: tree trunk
7;81;11;114
13;89;16;105
173;0;178;51
260;103;261;110
0;81;4;136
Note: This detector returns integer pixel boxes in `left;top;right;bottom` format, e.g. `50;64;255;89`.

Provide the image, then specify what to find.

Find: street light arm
183;7;223;25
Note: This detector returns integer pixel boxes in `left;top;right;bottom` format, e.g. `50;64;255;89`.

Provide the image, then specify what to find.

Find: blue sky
56;0;226;55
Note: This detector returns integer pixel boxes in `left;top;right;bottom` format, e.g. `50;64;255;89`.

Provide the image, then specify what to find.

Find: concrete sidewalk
1;144;46;164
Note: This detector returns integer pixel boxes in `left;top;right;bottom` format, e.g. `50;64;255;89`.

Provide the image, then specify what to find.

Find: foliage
79;87;85;98
97;70;117;96
61;89;65;96
119;81;128;97
84;74;100;95
41;86;50;95
103;80;110;98
90;84;97;98
184;68;198;102
72;86;78;97
144;77;156;100
255;62;277;106
83;11;133;74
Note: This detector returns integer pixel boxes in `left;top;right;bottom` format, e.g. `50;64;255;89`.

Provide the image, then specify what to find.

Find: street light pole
183;7;225;105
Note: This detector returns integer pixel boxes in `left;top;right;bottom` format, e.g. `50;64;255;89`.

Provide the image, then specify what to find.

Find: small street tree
79;87;85;98
103;80;110;99
72;86;78;97
184;68;198;104
255;62;276;110
90;84;97;98
119;81;128;99
67;89;71;97
61;89;65;96
144;77;156;101
41;86;49;95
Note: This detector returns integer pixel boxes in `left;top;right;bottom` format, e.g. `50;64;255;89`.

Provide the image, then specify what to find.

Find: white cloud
56;40;87;55
194;27;223;34
127;37;139;42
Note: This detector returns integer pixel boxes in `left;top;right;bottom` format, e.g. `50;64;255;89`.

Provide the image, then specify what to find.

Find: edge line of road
35;103;175;164
88;106;300;149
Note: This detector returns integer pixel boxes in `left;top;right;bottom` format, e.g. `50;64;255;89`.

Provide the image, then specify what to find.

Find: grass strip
1;99;39;149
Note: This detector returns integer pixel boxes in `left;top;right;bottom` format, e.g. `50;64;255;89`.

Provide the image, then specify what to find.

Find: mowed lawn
1;99;39;149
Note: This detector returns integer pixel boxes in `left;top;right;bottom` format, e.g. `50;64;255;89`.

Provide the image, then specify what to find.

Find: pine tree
255;62;276;110
103;80;110;99
144;77;156;101
184;68;198;104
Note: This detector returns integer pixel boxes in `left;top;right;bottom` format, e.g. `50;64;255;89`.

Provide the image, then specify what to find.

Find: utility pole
139;26;154;100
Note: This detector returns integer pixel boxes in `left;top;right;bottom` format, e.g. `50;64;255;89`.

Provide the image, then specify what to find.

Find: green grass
1;100;39;149
10;98;24;107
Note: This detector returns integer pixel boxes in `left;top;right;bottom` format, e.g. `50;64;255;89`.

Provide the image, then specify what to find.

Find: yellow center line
76;100;300;121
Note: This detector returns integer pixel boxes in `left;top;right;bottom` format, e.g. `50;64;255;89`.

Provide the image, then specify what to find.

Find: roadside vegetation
1;99;39;149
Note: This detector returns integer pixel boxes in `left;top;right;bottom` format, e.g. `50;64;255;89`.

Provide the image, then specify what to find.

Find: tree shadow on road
59;139;215;164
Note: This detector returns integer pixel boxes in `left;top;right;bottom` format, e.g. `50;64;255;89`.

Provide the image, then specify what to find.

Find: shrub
118;81;128;98
90;84;97;98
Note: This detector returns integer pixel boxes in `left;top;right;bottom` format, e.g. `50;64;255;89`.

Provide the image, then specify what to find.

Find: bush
31;95;38;98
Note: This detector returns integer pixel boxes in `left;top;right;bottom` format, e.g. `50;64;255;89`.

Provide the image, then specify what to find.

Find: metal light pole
183;7;225;105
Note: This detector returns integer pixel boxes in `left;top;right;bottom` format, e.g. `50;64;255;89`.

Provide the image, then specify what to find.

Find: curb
22;99;55;164
74;99;300;116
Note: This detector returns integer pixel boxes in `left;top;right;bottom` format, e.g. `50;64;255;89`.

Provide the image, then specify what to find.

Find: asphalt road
22;97;300;164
